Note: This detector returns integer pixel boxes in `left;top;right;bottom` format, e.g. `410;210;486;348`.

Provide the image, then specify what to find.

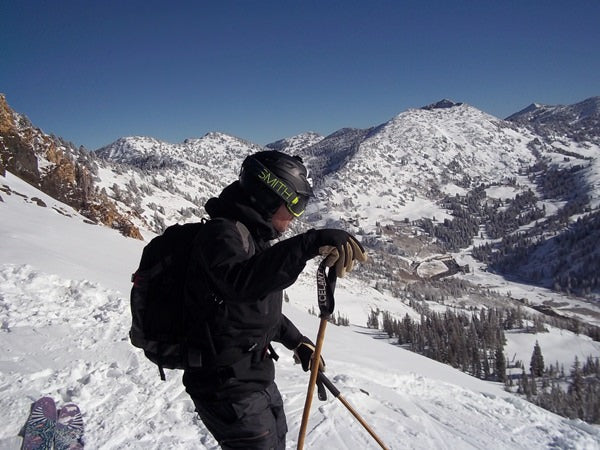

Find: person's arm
274;314;303;350
193;220;314;302
192;221;367;302
274;315;325;373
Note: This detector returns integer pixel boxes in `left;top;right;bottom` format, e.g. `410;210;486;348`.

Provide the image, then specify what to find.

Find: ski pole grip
317;260;336;318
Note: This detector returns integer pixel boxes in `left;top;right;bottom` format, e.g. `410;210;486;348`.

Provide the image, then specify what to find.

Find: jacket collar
205;181;281;241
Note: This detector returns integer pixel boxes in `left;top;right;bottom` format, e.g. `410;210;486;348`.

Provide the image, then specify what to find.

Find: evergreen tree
366;308;379;329
530;373;538;396
569;356;584;399
530;341;545;377
495;345;507;382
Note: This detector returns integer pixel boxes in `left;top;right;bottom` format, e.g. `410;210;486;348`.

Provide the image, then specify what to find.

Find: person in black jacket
183;150;367;449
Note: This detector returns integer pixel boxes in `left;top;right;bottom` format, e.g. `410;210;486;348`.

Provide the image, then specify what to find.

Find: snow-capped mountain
265;131;324;155
94;132;264;233
507;96;600;144
88;97;600;301
2;166;600;449
309;102;538;231
4;93;599;301
2;94;600;447
96;132;262;168
0;95;141;238
506;96;600;208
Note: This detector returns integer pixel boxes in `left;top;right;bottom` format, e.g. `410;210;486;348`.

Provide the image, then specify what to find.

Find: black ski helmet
239;150;313;218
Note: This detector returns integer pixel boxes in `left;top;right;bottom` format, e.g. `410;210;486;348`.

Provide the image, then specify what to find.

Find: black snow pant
192;382;287;450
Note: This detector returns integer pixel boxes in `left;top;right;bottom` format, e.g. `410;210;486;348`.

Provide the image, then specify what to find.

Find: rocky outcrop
0;97;39;183
421;99;464;110
0;94;142;239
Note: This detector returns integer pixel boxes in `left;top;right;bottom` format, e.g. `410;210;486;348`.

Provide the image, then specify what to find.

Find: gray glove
310;229;368;277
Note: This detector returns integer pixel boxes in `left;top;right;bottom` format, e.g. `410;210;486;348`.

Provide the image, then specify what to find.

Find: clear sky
2;0;599;150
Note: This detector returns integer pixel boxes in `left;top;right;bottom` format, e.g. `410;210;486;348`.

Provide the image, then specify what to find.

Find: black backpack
129;219;253;380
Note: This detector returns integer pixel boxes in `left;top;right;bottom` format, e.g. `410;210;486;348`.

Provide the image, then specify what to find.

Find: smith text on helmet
258;167;299;205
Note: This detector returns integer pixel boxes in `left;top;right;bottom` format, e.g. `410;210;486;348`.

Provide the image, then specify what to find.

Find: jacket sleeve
192;219;316;302
274;314;303;350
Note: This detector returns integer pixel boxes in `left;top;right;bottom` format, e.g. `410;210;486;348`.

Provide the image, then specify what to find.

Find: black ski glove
294;336;328;401
293;336;326;372
306;229;368;277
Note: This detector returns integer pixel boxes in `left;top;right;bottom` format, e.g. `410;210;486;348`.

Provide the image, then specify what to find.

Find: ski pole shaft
317;372;390;450
297;316;328;450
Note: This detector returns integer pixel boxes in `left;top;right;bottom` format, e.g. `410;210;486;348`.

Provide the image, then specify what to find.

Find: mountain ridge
2;94;599;299
3;94;600;437
506;96;600;144
0;94;142;238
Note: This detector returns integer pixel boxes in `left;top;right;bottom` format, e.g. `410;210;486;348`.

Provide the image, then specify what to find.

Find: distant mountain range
3;93;600;434
1;93;599;299
507;96;600;144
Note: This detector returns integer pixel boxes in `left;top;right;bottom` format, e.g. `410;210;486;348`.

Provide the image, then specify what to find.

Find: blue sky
2;1;599;150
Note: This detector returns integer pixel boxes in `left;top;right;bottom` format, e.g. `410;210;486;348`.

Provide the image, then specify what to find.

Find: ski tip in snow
22;397;57;450
21;398;84;450
55;403;85;450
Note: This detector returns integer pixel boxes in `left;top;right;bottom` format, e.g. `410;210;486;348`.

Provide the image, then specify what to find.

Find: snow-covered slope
506;96;600;142
92;100;600;302
2;164;600;449
265;132;324;155
309;103;538;231
507;96;600;207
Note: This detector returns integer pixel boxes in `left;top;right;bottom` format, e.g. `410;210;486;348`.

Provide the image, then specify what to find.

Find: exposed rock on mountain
421;99;464;110
0;94;141;239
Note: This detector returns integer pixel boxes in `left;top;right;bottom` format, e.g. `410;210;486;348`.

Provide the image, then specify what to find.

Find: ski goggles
285;193;310;218
254;161;310;217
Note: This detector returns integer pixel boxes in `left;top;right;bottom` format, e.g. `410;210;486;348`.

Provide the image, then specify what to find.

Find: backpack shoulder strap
201;218;255;257
235;221;255;256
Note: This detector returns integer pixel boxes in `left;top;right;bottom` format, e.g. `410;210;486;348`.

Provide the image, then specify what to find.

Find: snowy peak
93;131;265;233
507;97;600;123
96;132;263;169
507;102;544;119
361;101;534;184
506;96;600;143
95;136;164;161
266;131;324;155
184;131;264;161
311;102;538;231
95;136;185;171
184;131;260;150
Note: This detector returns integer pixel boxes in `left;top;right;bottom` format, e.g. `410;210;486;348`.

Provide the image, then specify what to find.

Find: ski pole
318;372;390;450
297;316;328;450
297;261;336;450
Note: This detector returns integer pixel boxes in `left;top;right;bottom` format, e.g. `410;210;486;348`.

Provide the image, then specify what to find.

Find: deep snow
1;171;600;449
